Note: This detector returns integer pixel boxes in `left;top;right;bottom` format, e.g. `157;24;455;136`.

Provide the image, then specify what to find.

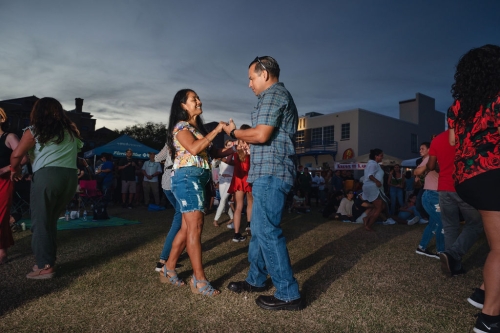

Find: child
292;189;310;213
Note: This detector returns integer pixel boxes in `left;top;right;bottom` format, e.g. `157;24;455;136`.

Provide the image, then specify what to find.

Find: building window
298;118;305;129
341;123;350;140
324;125;334;144
311;128;322;146
296;130;305;148
411;133;418;153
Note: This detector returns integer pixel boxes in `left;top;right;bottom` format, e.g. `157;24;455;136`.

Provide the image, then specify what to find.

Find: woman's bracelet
204;136;211;144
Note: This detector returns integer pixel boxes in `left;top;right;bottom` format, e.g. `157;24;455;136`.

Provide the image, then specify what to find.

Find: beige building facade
296;93;445;170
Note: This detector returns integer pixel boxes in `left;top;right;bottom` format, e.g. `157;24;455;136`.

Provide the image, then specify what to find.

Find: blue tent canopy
84;135;159;160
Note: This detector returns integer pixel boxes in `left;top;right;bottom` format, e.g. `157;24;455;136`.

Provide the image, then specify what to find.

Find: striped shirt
247;82;298;186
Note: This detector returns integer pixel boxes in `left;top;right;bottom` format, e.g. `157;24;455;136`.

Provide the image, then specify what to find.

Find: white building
295;93;445;169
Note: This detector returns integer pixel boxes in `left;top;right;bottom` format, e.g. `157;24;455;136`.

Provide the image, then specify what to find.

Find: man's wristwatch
230;129;236;139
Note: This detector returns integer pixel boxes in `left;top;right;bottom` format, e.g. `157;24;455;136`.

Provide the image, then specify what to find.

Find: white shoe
355;212;367;224
407;216;420;225
419;218;429;224
383;218;396;225
227;222;234;229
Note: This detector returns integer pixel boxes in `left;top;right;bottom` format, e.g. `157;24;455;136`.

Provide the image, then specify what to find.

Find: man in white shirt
312;171;326;206
142;152;162;206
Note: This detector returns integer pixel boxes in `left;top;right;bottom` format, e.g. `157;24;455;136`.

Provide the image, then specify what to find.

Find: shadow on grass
208;212;333;289
296;225;414;304
0;209;172;317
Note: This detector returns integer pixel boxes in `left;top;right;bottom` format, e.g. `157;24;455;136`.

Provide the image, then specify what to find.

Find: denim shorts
171;166;210;213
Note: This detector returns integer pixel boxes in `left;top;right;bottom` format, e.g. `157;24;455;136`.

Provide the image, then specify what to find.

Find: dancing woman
10;97;82;279
227;125;253;242
446;45;500;332
160;89;233;296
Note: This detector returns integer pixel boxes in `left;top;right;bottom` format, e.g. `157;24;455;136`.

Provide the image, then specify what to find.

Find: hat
126;148;133;152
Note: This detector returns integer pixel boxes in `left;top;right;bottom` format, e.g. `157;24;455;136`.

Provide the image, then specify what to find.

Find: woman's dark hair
166;89;208;161
30;97;81;145
405;170;412;179
451;44;500;122
249;56;280;79
369;148;383;160
420;142;430;149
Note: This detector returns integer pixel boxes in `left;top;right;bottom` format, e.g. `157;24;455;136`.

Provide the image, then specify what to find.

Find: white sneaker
227;222;234;229
355;212;367;224
407;216;420;225
383;218;396;225
419;218;429;224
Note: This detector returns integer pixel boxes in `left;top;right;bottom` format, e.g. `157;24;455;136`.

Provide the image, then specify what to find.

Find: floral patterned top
447;95;500;184
172;121;211;170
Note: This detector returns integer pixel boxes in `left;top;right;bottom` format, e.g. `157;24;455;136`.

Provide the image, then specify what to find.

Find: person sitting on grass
291;189;310;213
335;190;355;221
384;193;422;225
322;191;344;218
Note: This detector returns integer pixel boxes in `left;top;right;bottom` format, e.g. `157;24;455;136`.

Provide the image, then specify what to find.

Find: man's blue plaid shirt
247;82;298;186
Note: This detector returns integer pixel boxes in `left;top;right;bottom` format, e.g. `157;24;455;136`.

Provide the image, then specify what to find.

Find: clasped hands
218;118;236;135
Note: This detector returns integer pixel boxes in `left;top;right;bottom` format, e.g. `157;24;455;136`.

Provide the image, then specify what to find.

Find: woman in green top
11;97;83;279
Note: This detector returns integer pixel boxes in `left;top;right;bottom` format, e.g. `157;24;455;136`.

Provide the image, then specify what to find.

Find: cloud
0;0;498;132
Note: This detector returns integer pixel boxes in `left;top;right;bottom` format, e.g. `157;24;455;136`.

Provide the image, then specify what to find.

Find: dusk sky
1;1;499;131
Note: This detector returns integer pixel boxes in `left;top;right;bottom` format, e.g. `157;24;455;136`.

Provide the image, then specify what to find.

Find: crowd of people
1;47;499;330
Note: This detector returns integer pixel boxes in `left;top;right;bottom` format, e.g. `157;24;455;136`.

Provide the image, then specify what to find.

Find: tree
116;122;167;150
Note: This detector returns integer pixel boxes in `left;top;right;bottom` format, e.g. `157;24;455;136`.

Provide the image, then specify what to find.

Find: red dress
228;153;251;193
0;132;14;251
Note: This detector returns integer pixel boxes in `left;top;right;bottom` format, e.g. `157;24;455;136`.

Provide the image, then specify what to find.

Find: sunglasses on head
254;56;267;71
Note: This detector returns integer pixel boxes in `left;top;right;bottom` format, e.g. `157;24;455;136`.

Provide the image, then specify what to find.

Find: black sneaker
439;252;465;276
469;288;485;309
232;234;246;242
128;204;133;209
415;248;439;259
474;312;500;333
155;262;164;272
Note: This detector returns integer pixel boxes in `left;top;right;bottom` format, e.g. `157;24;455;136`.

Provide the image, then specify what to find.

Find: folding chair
79;180;104;211
10;180;31;218
11;190;30;217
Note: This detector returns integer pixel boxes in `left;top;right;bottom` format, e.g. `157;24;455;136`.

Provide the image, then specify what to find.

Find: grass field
0;205;487;332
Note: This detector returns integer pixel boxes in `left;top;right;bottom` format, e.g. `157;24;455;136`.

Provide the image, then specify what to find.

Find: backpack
93;203;110;220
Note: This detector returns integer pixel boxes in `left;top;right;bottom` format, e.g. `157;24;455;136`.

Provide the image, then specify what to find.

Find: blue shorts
171;167;210;213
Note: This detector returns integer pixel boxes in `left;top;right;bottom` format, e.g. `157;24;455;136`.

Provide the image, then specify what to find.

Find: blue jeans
419;190;445;252
439;191;483;265
246;176;301;302
160;189;182;260
397;206;421;220
416;188;428;219
390;186;404;215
